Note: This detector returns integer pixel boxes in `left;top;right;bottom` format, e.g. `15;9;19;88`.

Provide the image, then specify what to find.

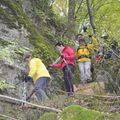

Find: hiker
50;41;76;96
23;53;51;101
75;34;85;50
76;35;98;84
76;34;84;42
95;46;104;63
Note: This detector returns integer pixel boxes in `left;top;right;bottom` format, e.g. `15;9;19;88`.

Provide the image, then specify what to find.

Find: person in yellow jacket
23;53;51;101
76;35;98;84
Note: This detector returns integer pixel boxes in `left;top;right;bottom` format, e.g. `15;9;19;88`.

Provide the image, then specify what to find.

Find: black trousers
63;64;74;96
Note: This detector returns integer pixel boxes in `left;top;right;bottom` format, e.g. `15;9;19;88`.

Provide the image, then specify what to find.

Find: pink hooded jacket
52;46;76;69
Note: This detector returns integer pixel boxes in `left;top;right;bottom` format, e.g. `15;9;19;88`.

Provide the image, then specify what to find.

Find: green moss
38;105;120;120
59;105;106;120
38;112;57;120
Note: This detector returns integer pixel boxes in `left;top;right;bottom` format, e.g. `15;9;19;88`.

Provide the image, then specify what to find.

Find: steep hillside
0;0;64;99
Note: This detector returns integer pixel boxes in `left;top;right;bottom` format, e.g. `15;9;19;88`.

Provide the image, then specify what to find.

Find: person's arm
28;59;36;78
50;56;62;69
91;36;99;47
51;63;62;69
88;36;99;51
52;57;61;64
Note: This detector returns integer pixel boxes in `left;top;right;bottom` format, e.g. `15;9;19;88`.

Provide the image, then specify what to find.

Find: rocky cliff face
0;2;63;119
0;0;62;99
0;1;31;98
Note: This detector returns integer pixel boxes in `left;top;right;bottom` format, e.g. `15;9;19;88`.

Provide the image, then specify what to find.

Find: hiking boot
87;79;93;83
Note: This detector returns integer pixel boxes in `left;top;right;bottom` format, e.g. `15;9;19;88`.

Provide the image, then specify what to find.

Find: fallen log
0;94;61;113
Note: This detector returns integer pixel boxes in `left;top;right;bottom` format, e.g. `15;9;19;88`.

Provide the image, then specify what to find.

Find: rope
21;81;27;106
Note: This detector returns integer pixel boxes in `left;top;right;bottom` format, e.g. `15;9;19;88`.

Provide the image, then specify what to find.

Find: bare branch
86;0;96;34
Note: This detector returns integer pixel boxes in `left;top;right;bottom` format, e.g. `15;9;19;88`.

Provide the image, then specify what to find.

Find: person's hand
49;64;54;67
47;65;53;70
23;76;32;82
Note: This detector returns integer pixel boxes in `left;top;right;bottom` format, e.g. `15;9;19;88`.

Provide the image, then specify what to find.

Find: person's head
55;41;65;52
89;35;92;38
76;34;83;40
78;37;86;45
23;53;32;62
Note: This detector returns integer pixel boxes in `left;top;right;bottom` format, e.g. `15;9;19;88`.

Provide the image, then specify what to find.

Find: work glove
104;51;112;59
47;65;53;70
23;76;32;82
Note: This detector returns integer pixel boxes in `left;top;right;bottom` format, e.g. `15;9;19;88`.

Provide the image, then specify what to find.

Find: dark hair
76;34;83;38
75;34;83;41
77;33;83;36
23;53;32;61
55;41;64;47
89;35;92;38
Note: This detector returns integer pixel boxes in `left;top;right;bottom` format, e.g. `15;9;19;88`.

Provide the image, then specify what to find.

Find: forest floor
39;81;120;114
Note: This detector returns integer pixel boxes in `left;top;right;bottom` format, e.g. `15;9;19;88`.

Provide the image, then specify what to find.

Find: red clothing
52;46;76;69
96;55;103;62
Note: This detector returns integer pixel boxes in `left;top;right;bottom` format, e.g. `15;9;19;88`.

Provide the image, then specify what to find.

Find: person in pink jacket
50;41;76;96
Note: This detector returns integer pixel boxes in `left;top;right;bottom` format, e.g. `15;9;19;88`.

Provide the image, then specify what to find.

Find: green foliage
94;0;120;39
0;80;15;90
38;105;120;120
14;47;31;55
0;0;27;28
52;0;68;16
59;105;105;120
0;45;14;64
38;112;57;120
31;0;52;12
0;39;31;63
33;43;55;65
0;0;58;64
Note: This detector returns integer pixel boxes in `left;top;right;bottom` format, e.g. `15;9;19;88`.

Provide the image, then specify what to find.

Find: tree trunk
86;0;96;34
67;0;76;39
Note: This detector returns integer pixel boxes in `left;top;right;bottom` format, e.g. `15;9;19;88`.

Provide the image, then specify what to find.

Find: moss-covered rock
59;105;105;120
38;105;120;120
